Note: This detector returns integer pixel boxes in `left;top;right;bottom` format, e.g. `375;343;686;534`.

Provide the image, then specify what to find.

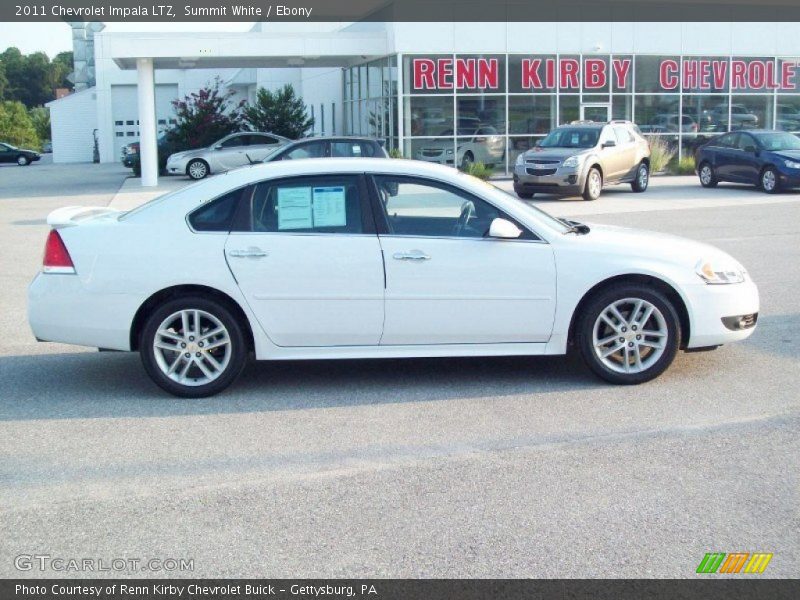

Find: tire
460;152;474;170
17;155;29;166
187;159;209;180
576;284;681;385
698;162;718;188
630;161;649;193
760;166;780;194
140;296;248;398
582;167;602;201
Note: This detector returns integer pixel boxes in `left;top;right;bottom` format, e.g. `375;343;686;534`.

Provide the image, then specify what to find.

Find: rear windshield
540;128;600;149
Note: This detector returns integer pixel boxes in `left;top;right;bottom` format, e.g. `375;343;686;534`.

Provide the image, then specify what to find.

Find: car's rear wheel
698;162;718;188
187;159;209;180
577;285;681;384
140;296;247;397
460;152;474;170
630;161;649;193
760;166;780;194
582;167;602;201
17;155;29;166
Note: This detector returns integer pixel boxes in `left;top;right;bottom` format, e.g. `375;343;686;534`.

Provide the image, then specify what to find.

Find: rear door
709;133;739;180
612;125;639;181
225;173;385;347
731;132;761;183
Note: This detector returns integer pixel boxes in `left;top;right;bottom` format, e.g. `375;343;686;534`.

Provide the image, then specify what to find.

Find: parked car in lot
41;141;52;154
29;159;758;397
707;104;759;130
414;125;505;169
0;142;41;166
650;113;699;133
695;130;800;193
513;121;651;200
166;132;289;179
259;136;388;161
121;133;174;176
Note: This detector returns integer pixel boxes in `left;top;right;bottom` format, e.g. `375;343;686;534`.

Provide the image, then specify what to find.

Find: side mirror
602;140;616;148
488;218;523;239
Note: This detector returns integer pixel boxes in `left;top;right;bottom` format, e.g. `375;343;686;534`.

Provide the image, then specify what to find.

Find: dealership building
48;20;800;185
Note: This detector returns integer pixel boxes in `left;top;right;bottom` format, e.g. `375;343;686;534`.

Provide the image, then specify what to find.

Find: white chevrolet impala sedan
29;159;759;397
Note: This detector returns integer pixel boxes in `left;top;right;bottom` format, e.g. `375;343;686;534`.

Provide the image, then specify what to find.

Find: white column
136;58;158;187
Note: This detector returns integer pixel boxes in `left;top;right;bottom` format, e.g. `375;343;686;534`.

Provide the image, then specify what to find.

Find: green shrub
645;136;675;173
460;161;493;180
669;155;696;175
388;147;403;159
0;100;40;149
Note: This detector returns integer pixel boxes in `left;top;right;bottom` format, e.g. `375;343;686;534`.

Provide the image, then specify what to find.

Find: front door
580;103;611;122
215;135;249;171
371;175;557;345
226;174;385;347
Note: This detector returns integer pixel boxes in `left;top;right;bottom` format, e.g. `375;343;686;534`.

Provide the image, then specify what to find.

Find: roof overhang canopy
106;31;391;70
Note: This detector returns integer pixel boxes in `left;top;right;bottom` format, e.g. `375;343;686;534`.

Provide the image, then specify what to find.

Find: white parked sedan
29;159;758;397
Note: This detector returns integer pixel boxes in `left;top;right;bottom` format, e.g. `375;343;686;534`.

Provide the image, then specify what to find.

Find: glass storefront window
730;95;774;130
456;95;506;133
613;56;633;92
635;95;681;132
776;95;800;131
635;56;680;93
509;96;556;134
681;56;728;94
612;95;633;121
406;96;454;137
508;136;545;168
559;55;581;91
406;137;456;164
559;96;579;125
731;57;776;93
582;56;610;93
683;94;729;132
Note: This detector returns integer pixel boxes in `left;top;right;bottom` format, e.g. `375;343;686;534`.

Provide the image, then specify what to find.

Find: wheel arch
130;284;255;352
567;274;691;349
185;157;210;176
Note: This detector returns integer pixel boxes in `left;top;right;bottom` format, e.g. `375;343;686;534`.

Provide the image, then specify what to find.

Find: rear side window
280;141;327;160
331;141;366;157
247;175;364;234
188;188;245;232
613;126;635;143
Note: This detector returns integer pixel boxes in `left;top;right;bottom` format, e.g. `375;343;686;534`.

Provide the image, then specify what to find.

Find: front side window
248;175;363;234
188;187;246;232
280;141;327;160
373;175;513;239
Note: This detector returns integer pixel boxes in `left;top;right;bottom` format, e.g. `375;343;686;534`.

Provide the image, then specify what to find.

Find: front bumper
513;162;585;195
684;279;759;348
777;167;800;188
165;156;190;176
415;153;455;166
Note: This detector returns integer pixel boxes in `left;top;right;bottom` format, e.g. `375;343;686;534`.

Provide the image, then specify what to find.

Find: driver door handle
228;247;268;258
393;250;431;261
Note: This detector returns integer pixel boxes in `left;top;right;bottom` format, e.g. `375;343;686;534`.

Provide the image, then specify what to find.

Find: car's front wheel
760;166;780;194
17;155;30;166
140;296;248;397
630;161;649;193
576;285;681;384
187;159;209;180
698;162;718;188
582;167;602;201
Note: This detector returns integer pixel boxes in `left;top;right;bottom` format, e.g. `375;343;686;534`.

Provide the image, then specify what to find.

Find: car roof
287;136;383;144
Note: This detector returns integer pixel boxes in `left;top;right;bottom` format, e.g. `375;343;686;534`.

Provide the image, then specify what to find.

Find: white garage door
111;84;179;159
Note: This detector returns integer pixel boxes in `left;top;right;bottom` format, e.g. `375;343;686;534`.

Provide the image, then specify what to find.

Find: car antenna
245;153;258;165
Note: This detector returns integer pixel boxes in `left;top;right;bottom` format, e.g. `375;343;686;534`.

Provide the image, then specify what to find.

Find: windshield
755;132;800;151
539;128;600;149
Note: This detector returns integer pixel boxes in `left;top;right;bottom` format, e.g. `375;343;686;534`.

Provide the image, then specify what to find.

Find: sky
0;22;254;58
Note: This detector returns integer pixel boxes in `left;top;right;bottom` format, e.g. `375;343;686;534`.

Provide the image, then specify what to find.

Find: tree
243;84;314;139
29;106;50;142
0;47;74;108
0;60;7;100
166;78;245;150
0;101;40;149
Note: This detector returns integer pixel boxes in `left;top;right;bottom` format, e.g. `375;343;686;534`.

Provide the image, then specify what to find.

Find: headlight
516;153;525;165
446;149;454;155
562;155;582;168
785;159;800;169
695;259;746;284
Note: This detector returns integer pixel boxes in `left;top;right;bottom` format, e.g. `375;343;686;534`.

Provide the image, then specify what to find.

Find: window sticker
277;187;313;230
570;133;580;145
352;144;362;155
312;186;347;227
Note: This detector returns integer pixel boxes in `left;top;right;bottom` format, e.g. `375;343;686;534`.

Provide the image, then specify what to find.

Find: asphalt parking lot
0;162;797;578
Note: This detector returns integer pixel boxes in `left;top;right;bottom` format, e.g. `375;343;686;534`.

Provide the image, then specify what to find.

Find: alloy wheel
700;165;713;185
188;161;207;179
762;169;776;192
588;170;602;198
592;297;668;374
152;309;231;386
638;164;649;188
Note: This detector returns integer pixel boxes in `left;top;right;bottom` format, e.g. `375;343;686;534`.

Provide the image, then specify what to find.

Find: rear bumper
684;279;759;348
28;273;138;351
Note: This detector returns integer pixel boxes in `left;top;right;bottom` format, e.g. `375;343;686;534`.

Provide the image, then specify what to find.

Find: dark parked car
121;134;174;176
695;130;800;193
0;142;41;166
260;136;388;162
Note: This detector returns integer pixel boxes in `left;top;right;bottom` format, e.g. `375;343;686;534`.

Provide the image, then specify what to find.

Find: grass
669;155;696;175
460;161;494;180
645;136;676;173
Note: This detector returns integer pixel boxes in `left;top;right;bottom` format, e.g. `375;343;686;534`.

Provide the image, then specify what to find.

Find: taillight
43;230;76;274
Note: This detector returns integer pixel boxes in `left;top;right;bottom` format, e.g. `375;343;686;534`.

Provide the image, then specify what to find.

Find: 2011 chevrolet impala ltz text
28;159;759;397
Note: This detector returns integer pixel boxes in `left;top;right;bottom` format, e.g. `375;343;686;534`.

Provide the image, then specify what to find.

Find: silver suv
513;121;651;201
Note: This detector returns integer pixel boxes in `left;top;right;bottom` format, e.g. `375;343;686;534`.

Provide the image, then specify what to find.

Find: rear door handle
228;247;268;258
393;250;431;261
